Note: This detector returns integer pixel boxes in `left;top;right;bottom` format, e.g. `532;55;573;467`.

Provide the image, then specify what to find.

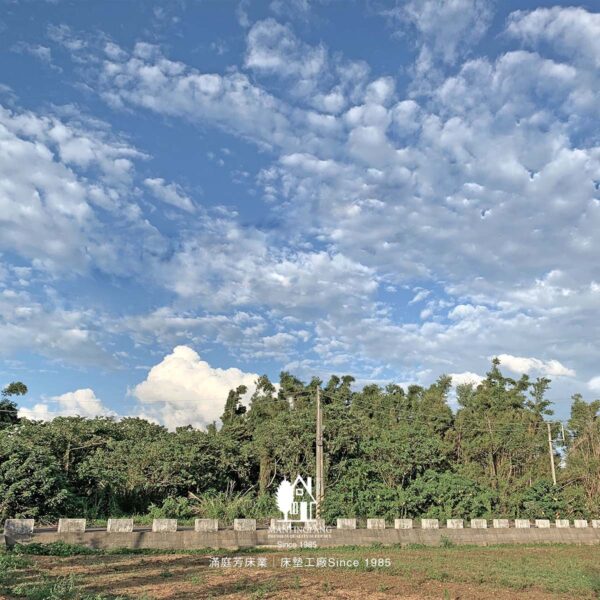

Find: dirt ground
6;545;600;600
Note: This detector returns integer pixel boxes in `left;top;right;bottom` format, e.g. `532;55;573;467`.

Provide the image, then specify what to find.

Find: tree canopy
0;365;598;523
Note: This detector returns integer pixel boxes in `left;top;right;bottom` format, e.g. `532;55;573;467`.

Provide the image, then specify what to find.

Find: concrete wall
4;517;600;550
5;526;600;551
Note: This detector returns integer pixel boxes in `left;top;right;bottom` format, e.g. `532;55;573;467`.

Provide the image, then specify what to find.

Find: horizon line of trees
1;358;599;523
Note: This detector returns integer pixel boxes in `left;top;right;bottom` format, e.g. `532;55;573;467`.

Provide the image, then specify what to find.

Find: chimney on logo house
306;477;312;495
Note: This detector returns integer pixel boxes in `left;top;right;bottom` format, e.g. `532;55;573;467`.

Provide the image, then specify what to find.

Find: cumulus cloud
497;354;576;378
9;5;598;404
19;388;115;421
81;9;600;390
0;103;164;275
245;19;325;80
400;0;493;63
11;42;58;69
131;346;259;429
449;371;484;386
587;376;600;394
507;6;600;69
143;177;195;212
158;214;378;316
409;289;430;304
99;42;298;152
0;287;115;366
384;0;493;91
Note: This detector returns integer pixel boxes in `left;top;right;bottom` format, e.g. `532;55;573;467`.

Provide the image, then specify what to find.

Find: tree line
1;359;598;523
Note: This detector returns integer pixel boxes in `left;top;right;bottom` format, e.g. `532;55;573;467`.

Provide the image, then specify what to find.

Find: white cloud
22;6;600;402
587;376;600;394
19;388;115;421
131;345;259;429
409;289;430;304
85;11;600;390
159;215;378;315
400;0;493;64
11;42;57;69
245;19;325;80
0;287;115;366
270;0;311;21
497;354;575;378
99;42;298;152
449;371;484;386
384;0;493;91
143;177;195;212
0;103;163;275
507;6;600;69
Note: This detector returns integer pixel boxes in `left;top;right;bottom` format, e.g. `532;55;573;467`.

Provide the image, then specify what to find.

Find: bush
401;471;496;519
189;491;275;524
322;470;496;521
508;479;588;519
147;497;195;520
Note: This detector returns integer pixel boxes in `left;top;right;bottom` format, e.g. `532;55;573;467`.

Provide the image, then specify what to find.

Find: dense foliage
1;360;598;523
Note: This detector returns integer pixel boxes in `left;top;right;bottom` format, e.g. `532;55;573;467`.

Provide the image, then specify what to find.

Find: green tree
0;381;27;427
564;394;600;515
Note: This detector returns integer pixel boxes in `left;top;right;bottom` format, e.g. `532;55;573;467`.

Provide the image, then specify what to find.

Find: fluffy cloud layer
131;346;259;429
3;3;600;424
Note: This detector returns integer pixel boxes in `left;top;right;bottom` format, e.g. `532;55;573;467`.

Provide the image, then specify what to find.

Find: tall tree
0;381;27;427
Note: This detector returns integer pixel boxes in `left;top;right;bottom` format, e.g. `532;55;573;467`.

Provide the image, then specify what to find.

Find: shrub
146;497;194;520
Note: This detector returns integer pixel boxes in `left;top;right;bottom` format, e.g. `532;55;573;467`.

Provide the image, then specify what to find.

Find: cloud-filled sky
1;0;599;427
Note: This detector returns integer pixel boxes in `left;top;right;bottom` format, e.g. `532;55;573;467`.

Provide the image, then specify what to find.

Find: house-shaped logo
275;475;317;522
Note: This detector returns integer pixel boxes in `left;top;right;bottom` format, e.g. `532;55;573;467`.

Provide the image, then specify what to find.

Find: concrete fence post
421;519;439;529
58;518;86;533
337;518;357;530
515;519;530;528
367;519;386;529
233;519;256;531
535;519;550;528
196;519;219;532
447;519;463;529
592;520;600;529
107;518;133;533
3;519;34;535
305;519;326;531
269;519;291;531
152;519;177;532
395;519;413;529
492;519;509;528
470;519;487;529
574;520;588;528
555;519;570;528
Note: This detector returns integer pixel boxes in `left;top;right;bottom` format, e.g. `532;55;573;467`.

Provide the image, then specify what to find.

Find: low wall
5;527;600;551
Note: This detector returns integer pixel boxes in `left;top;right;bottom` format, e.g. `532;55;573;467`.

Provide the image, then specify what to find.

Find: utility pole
547;422;557;485
315;386;324;517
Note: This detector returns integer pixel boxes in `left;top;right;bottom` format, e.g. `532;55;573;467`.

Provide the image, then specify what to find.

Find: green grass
363;545;600;596
13;541;99;556
0;549;131;600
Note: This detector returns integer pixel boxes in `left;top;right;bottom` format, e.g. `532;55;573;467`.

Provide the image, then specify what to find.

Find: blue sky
1;0;599;428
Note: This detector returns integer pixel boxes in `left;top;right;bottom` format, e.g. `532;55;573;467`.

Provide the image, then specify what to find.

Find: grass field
1;542;599;599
